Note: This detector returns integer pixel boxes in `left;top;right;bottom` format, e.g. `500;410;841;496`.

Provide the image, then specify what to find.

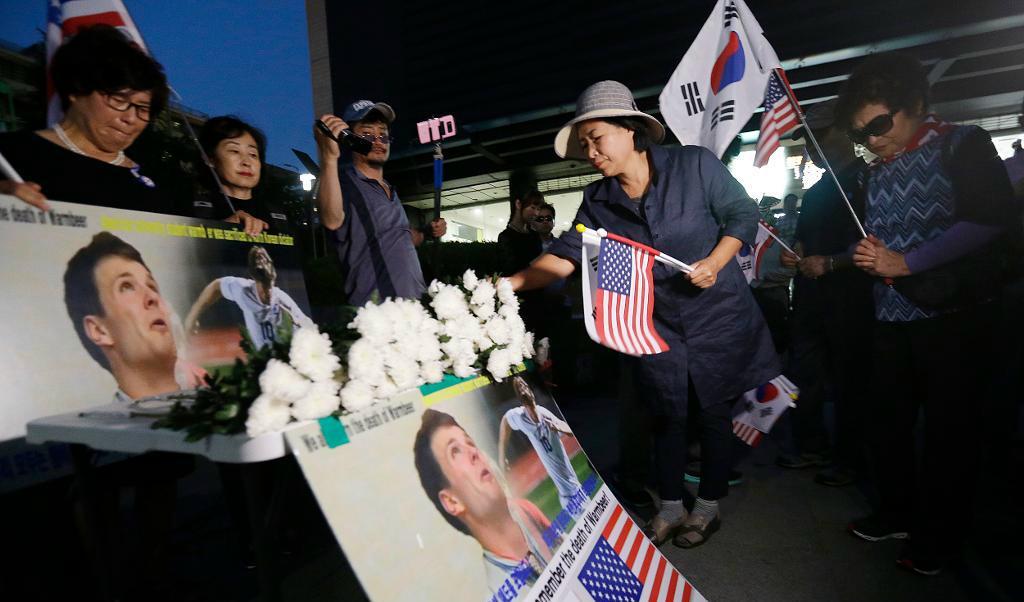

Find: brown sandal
642;514;688;546
673;514;720;548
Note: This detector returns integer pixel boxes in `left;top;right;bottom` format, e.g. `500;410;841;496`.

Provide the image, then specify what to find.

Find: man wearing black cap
315;101;446;306
778;99;873;487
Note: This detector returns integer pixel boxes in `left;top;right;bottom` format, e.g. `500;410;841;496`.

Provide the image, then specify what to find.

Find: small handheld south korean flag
732;375;799;446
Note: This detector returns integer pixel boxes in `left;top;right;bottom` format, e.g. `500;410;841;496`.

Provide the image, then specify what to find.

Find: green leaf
214;403;239;421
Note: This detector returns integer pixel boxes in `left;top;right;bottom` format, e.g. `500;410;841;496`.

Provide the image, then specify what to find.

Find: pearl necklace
54;123;126;166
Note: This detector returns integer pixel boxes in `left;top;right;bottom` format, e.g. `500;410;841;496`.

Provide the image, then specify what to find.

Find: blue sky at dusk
0;0;315;171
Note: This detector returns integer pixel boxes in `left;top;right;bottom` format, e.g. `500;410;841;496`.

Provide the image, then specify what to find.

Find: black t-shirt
183;190;292;232
0;130;175;214
497;225;542;275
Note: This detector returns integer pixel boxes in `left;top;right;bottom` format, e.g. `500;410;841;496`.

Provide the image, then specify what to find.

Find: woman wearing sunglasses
0;25;173;214
837;52;1020;575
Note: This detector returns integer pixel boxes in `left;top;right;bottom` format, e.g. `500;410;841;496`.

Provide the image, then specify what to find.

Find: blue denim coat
549;145;779;415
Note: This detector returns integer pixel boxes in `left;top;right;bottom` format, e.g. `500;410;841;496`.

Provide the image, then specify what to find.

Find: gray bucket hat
554;80;665;159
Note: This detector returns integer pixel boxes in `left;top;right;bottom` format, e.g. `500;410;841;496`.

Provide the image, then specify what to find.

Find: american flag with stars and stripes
590;235;670;357
578;502;706;601
46;0;149;124
753;70;800;167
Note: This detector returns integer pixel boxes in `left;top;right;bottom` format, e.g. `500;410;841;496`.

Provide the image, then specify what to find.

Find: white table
26;403;302;463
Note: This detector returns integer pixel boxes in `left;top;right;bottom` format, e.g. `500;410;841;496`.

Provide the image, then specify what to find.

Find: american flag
578;502;706;601
46;0;149;124
593;235;669;356
753;70;800;167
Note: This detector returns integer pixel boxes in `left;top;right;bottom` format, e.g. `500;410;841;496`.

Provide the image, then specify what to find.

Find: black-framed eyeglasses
102;92;152;122
356;133;394;144
847;110;897;144
533;215;554;223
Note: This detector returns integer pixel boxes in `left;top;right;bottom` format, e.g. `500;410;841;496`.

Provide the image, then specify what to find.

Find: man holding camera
315;100;446;306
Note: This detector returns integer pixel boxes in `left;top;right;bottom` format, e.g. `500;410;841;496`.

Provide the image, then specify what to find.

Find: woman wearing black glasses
836;53;1020;576
0;25;173;214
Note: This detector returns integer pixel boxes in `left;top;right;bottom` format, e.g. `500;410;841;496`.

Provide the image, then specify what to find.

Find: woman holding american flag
507;80;778;550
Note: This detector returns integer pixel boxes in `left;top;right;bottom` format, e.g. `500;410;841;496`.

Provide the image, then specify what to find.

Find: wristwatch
827;255;835;273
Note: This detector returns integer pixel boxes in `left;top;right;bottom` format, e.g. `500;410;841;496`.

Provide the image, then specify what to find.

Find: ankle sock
657;498;686;523
692;497;718;520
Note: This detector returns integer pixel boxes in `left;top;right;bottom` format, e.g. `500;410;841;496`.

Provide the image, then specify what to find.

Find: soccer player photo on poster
0;196;311;492
285;372;708;602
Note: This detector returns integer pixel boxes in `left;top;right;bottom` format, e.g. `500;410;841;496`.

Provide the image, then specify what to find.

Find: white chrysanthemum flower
452;315;485;344
347;339;387;385
471;298;496;319
391;335;420;361
486;348;513;382
441;338;476;377
246;393;292;437
387;353;422;390
396;298;428;331
476;335;496;354
462;269;480;291
289;328;341;383
340;379;375;412
452;358;476;378
431;284;470;320
415;333;443;363
427;280;442;296
496;278;517;305
484;316;512;346
521;331;535;358
259;359;312;402
420;361;444;384
351;302;395;344
375;377;399;400
470;279;496;307
291;381;341;421
419;316;441;337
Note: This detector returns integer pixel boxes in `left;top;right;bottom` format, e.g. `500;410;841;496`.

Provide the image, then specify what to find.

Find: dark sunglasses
533;215;554;223
847;110;896;144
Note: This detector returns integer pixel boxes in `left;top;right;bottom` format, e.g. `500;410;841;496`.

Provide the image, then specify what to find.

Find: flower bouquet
155;272;534;440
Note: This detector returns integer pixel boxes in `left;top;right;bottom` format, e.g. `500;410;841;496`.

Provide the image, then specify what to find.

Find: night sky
0;0;315;171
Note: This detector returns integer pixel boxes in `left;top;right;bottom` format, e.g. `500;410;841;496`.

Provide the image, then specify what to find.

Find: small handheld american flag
580;227;676;356
753;70;800;167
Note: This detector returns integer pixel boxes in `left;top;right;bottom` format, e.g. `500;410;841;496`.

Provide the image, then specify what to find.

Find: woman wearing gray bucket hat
508;80;778;548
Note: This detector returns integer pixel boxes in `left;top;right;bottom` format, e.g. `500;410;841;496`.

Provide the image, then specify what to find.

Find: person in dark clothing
498;190;545;273
841;53;1022;576
184;115;289;235
0;25;172;214
499;190;546;338
315;100;446;306
509;81;778;549
777;99;873;487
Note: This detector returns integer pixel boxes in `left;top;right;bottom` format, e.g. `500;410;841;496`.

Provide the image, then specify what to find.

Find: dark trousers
752;285;791;353
787;284;873;468
649;380;733;502
869;307;994;559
